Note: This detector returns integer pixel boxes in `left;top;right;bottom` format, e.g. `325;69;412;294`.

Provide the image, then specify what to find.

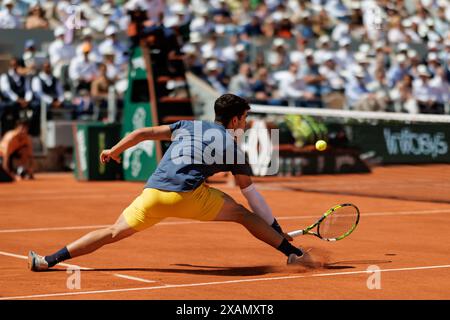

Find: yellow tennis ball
315;140;327;151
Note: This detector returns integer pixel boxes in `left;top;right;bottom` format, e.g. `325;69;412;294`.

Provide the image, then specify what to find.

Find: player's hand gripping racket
287;203;360;242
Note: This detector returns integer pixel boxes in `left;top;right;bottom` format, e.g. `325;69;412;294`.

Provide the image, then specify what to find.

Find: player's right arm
100;125;171;164
234;174;293;241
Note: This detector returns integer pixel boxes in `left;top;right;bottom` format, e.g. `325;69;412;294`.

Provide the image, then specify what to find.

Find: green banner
121;47;159;181
350;124;450;164
73;122;122;180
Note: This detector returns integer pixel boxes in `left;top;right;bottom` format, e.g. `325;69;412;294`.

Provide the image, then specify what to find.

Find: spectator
101;46;120;81
69;42;98;93
319;53;345;93
0;0;21;28
276;13;294;39
31;61;68;120
25;3;49;29
0;119;34;180
22;40;39;75
76;28;102;63
429;66;450;113
276;62;316;105
220;34;240;63
243;14;263;37
48;26;75;81
403;18;422;43
189;6;214;36
345;65;386;111
72;89;94;119
0;57;33;134
391;74;419;114
334;37;354;71
314;35;333;65
99;25;128;65
387;54;410;88
211;0;232;24
267;38;290;72
331;12;351;42
203;60;227;95
182;44;204;77
297;49;325;102
412;65;443;114
91;63;113;120
223;43;249;78
228;63;253;98
251;66;282;105
427;52;441;76
90;2;114;33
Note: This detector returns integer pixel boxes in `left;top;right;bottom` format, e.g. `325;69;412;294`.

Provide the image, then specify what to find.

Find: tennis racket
287;203;360;242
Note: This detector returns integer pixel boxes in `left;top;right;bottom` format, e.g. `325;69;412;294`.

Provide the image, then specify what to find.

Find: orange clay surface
0;165;449;300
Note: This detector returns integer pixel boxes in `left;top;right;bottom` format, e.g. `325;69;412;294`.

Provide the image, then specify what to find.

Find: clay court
1;164;449;300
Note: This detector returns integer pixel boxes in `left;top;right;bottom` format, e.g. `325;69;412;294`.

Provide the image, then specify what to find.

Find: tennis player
28;94;311;271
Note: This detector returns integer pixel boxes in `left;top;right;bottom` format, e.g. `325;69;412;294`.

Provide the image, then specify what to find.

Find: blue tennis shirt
145;120;252;191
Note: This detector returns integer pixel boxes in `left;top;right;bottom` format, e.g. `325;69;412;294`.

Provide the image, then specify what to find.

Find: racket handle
287;229;305;238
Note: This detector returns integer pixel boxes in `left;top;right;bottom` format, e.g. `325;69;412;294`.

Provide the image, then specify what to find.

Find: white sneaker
28;251;49;271
287;250;316;268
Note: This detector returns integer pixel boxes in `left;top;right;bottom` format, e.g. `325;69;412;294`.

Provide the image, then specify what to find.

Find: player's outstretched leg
28;214;137;271
214;194;306;264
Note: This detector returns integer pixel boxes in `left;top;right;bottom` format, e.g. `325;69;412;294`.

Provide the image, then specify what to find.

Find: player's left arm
100;125;171;164
234;174;293;241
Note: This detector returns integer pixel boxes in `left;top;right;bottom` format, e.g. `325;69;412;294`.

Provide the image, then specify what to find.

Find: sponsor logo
384;128;448;158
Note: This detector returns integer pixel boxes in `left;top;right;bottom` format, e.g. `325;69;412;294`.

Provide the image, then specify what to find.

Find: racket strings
319;206;358;240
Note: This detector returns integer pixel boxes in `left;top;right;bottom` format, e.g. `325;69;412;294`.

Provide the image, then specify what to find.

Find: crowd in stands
176;0;450;114
0;0;130;136
163;0;449;114
1;0;450;138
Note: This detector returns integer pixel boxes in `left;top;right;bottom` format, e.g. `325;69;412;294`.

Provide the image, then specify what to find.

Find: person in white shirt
220;34;240;63
0;0;22;29
69;43;98;93
228;63;253;98
387;16;407;44
76;28;102;63
31;61;69;119
204;60;227;95
345;65;386;111
331;15;350;43
48;27;75;79
101;46;120;81
314;35;333;65
429;66;449;113
98;25;128;65
277;62;315;104
0;58;33;108
412;65;442;114
319;53;345;92
31;61;64;104
335;38;354;72
403;19;422;43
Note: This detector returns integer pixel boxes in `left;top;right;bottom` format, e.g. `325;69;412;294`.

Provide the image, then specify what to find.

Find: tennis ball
315;140;327;151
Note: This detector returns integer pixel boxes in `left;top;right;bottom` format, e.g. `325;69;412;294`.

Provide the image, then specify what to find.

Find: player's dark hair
214;93;250;127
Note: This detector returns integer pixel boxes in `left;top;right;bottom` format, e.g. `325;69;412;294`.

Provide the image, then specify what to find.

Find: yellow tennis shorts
122;183;225;231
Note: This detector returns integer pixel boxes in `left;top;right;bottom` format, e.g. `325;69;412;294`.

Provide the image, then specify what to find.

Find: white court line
0;251;157;284
1;208;450;234
1;263;450;300
0;225;110;233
